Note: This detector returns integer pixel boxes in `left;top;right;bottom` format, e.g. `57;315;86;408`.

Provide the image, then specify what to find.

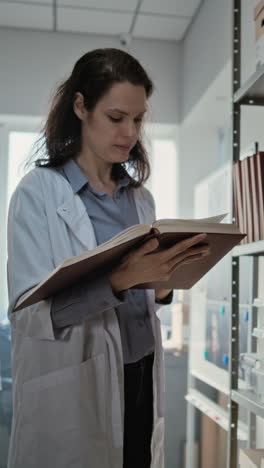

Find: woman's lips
114;145;130;152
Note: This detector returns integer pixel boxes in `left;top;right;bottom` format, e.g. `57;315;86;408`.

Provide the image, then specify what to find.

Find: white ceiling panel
57;0;137;12
134;14;189;40
58;8;132;35
141;0;201;18
4;0;52;3
0;3;52;29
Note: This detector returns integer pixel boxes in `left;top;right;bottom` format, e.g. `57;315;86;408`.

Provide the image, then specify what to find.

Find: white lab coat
7;167;165;468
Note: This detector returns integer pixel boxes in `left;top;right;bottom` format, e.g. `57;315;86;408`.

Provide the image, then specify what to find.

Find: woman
7;48;208;468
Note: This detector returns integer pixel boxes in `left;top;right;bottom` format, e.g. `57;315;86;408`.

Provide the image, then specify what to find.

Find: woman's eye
108;116;142;124
109;116;122;122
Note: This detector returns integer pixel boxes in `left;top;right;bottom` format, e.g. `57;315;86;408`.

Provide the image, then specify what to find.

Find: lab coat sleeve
7;171;64;340
51;274;127;329
155;289;173;305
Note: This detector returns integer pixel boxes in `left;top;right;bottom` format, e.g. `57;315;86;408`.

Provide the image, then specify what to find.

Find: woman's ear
73;92;87;120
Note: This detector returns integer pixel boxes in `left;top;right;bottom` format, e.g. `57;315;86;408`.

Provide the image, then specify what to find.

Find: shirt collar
61;157;131;196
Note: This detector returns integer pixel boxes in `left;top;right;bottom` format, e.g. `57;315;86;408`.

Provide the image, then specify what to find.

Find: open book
14;214;245;312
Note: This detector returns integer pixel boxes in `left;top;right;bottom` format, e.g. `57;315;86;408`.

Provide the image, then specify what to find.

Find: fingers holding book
156;233;210;278
160;232;208;259
109;233;210;293
167;243;210;271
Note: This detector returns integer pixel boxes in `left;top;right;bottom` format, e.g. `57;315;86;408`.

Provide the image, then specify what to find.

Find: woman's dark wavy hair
30;48;154;187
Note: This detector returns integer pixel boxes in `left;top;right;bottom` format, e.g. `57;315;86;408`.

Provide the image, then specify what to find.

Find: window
7;131;38;208
150;139;178;220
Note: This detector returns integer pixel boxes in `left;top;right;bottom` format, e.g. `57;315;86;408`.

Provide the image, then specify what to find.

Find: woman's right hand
109;233;210;292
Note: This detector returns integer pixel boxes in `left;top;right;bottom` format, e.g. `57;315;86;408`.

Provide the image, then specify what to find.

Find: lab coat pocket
15;353;107;468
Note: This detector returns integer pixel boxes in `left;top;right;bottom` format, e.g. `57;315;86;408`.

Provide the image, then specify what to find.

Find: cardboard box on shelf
171;303;189;352
177;289;190;305
255;0;264;65
239;449;264;468
184;440;199;468
201;412;218;468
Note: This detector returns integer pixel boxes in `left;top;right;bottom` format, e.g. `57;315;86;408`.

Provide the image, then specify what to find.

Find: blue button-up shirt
51;158;172;363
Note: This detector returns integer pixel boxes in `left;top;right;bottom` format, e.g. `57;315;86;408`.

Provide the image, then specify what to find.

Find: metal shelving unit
233;241;264;257
186;3;264;467
228;1;264;466
185;389;248;441
233;61;264;105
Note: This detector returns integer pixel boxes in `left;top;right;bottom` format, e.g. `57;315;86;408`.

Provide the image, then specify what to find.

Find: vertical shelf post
227;1;241;467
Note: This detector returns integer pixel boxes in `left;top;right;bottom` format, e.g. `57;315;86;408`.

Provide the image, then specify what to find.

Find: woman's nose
123;121;137;138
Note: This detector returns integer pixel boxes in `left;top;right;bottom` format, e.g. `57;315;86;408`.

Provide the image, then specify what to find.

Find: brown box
184;441;199;468
239;449;264;468
201;413;218;468
177;289;190;305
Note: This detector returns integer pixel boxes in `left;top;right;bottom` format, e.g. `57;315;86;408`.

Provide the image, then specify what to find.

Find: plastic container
239;352;264;388
251;367;264;403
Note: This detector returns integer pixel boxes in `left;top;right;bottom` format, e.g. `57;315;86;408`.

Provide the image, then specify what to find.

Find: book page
152;214;238;234
63;223;151;267
153;213;227;228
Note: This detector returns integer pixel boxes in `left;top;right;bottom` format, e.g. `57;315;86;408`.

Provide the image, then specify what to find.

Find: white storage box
251;367;264;402
239;353;264;386
252;327;264;339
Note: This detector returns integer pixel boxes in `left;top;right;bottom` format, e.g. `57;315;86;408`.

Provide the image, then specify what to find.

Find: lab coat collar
57;193;97;251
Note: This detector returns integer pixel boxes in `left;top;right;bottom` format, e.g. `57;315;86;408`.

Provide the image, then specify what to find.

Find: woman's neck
74;153;113;187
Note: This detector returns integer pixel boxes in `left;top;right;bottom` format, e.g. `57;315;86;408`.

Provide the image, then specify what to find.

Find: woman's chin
112;152;130;164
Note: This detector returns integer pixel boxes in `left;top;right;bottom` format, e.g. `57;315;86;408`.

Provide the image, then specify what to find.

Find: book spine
245;156;254;243
233;162;243;234
149;227;160;236
241;158;248;243
233;163;239;226
249;155;260;242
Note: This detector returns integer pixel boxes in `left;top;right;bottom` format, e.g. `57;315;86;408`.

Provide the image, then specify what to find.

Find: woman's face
74;81;147;165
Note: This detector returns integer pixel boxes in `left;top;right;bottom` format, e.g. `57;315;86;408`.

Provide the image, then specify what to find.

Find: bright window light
151;139;178;220
7;131;38;208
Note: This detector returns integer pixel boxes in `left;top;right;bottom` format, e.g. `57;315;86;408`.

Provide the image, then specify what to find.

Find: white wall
177;123;219;218
181;0;232;121
0;28;181;125
177;0;261;218
177;0;233;218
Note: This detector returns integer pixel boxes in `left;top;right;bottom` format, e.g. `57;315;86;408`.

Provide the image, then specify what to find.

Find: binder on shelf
249;155;260;242
241;158;249;244
244;156;255;243
233;160;244;239
233;151;264;244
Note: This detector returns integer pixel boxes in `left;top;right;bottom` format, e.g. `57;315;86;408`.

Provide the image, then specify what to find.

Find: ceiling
0;0;203;40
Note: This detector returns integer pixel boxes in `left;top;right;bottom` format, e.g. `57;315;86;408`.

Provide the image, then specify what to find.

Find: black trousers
123;352;154;468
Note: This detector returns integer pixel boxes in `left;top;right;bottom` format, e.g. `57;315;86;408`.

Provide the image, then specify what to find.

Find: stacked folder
233;152;264;244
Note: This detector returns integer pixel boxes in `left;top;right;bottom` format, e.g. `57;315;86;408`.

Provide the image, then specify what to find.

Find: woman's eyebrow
107;108;147;115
